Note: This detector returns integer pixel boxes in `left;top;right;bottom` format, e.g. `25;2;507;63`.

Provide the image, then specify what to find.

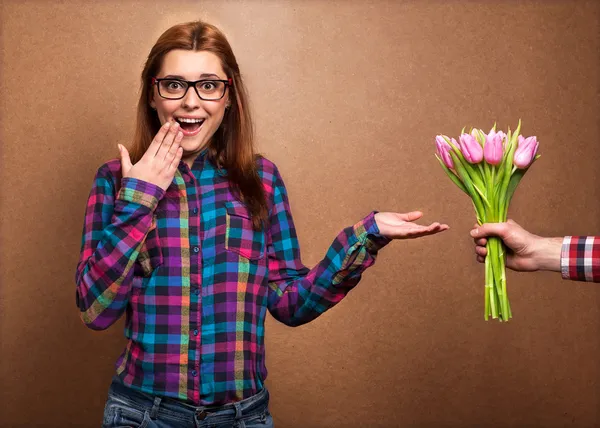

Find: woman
75;20;448;428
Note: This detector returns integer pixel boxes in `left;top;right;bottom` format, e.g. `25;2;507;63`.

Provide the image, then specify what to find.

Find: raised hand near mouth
118;121;184;191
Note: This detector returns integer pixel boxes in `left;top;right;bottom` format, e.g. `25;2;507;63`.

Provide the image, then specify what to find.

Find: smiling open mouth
175;117;205;136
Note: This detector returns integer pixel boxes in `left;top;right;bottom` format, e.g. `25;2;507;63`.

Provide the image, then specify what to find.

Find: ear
149;93;156;110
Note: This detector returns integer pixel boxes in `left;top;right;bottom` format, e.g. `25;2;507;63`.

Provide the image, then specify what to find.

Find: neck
182;145;208;168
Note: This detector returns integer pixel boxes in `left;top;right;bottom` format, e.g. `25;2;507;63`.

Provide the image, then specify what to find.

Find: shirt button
194;288;200;295
192;207;198;214
193;246;200;253
193;329;199;336
191;370;198;377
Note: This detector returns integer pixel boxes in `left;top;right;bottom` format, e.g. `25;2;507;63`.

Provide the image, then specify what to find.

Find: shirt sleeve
74;165;165;330
265;167;391;327
560;236;600;283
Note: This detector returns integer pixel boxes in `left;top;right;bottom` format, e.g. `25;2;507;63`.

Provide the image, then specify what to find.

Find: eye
200;81;217;91
166;80;184;90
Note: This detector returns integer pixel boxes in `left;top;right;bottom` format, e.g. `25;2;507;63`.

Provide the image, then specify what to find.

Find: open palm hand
374;211;449;240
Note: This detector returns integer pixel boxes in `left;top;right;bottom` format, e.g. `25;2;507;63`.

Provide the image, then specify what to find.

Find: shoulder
255;155;290;204
255;155;284;187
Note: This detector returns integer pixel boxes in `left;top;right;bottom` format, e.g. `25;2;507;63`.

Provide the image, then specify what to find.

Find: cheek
207;104;227;126
155;100;178;118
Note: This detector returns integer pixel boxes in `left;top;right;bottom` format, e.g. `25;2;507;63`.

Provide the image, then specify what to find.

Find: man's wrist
534;237;563;272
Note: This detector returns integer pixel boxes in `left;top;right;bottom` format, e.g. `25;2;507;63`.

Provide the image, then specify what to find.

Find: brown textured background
1;1;599;427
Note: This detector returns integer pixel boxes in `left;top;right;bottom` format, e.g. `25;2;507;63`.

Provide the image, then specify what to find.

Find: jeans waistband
108;375;269;420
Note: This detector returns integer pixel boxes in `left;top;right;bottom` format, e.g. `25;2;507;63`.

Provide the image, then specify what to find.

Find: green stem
485;244;498;319
499;241;511;320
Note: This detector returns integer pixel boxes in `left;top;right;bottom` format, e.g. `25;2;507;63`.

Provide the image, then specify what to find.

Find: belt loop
233;402;243;420
150;396;162;420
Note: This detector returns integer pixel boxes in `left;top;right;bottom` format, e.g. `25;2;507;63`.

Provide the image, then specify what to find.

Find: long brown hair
130;21;267;230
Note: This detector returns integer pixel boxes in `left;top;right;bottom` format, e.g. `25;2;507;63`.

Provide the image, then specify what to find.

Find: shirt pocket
225;201;266;260
136;214;164;277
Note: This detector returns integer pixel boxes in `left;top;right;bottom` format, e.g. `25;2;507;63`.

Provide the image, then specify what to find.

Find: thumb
470;222;508;239
397;211;423;222
118;144;133;174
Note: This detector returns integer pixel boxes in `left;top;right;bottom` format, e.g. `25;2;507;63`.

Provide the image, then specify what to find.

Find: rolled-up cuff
117;178;165;210
353;211;392;253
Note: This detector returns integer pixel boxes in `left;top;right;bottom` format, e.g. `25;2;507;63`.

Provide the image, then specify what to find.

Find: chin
181;138;207;152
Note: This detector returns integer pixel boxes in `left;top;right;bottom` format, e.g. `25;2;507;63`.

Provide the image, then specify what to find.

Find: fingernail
164;121;171;127
117;144;123;152
470;229;478;237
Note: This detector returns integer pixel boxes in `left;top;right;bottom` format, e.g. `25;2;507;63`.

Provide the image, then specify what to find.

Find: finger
118;144;133;175
169;146;184;171
396;211;423;222
470;222;507;239
423;222;449;231
156;122;180;158
164;131;183;161
146;121;172;157
476;255;485;263
401;222;447;238
408;227;447;238
475;246;487;257
474;237;487;246
424;223;450;233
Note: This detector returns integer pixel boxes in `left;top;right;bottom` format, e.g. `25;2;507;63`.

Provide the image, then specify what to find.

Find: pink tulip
484;129;504;165
514;135;539;168
459;133;484;163
435;135;454;169
488;129;506;144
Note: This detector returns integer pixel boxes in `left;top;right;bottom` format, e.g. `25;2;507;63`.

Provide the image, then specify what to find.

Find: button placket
184;168;203;400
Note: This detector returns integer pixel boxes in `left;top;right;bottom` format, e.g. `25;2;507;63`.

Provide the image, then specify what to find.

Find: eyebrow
163;73;223;80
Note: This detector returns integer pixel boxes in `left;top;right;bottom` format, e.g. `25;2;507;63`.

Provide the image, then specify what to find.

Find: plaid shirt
561;236;600;282
75;152;390;405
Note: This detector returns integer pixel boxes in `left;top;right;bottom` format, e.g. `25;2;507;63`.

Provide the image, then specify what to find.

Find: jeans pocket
102;395;151;428
241;408;273;428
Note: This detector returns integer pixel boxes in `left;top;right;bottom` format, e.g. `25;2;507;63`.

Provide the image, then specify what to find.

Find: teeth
176;117;204;124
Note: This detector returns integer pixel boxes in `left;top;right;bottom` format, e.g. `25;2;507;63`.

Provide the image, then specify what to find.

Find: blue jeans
102;376;274;428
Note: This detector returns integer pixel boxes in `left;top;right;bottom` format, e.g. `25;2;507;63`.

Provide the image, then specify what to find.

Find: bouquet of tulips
435;120;540;321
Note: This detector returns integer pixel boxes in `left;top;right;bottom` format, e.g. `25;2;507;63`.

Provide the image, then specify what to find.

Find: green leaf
473;183;491;208
505;167;526;203
506;151;540;203
450;151;485;219
435;154;469;194
474;129;486;147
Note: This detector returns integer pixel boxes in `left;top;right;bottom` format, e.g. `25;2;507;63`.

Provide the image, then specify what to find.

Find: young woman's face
150;49;229;164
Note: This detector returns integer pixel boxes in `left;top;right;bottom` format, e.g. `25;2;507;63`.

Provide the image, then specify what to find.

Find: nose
181;86;202;109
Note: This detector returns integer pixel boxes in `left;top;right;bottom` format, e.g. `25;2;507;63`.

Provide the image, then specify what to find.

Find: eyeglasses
152;77;233;101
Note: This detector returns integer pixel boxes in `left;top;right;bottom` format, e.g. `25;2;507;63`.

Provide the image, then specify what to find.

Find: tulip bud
484;129;504;165
435;135;454;169
471;129;486;147
488;128;506;145
458;133;484;163
513;135;539;168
